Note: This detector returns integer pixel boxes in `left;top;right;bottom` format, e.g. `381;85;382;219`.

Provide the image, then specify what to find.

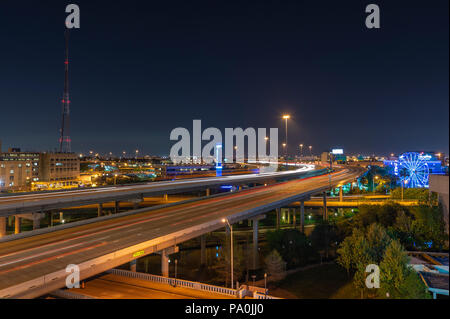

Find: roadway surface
0;164;317;216
66;273;236;299
0;166;363;298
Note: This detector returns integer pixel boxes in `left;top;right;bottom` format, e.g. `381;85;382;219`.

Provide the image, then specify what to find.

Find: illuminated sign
132;250;145;258
331;149;344;155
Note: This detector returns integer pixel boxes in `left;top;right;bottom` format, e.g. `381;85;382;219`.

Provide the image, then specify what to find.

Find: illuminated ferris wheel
398;152;430;188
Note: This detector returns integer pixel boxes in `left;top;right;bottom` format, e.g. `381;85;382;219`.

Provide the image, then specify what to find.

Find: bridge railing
108;269;238;297
50;289;97;299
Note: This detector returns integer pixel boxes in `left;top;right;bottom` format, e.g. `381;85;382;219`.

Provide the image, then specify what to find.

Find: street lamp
114;174;118;185
282;115;290;157
299;144;303;159
264;273;268;296
373;175;379;194
222;218;234;289
309;145;312;158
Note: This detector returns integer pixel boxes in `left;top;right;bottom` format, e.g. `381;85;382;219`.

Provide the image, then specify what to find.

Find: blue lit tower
59;30;71;153
215;143;223;176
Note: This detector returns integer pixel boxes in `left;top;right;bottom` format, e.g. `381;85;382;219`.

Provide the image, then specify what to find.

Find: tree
213;238;248;287
379;240;430;299
336;238;353;277
266;229;313;268
264;250;286;281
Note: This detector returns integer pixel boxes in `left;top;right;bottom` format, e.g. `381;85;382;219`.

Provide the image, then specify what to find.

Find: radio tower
59;30;71;153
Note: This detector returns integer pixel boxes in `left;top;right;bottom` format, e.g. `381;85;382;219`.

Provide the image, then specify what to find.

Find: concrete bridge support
114;201;120;214
0;217;6;238
160;246;179;277
97;203;103;217
251;215;265;270
14;216;21;234
323;192;328;221
161;251;169;277
276;208;280;230
130;259;137;272
200;235;206;265
300;200;305;233
163;194;169;202
32;213;41;230
293;208;297;229
206;188;210;197
339;186;343;202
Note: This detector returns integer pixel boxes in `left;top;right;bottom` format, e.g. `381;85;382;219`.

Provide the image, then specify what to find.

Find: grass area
270;263;360;299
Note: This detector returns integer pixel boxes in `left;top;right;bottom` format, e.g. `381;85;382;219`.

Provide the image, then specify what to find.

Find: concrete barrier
108;268;238;297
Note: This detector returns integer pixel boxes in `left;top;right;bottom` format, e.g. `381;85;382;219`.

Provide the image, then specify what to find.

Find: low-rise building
38;152;80;188
0;149;40;191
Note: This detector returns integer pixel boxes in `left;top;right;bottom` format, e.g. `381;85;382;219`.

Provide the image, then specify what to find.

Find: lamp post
373;175;379;194
114;174;118;185
401;179;408;201
282;115;290;157
222;218;234;289
309;145;312;158
264;273;267;296
299;144;303;159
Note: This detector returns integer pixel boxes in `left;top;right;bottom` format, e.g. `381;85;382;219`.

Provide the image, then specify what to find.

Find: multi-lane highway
0;164;317;216
0;166;363;298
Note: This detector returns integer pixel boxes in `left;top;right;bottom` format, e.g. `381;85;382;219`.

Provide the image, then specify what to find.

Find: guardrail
50;289;97;299
108;269;238;297
253;292;281;299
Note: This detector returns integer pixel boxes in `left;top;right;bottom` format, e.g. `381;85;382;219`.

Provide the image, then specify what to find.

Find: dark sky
0;0;448;156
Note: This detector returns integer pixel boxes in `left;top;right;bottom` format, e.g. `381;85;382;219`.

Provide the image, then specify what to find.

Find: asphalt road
0;164;316;215
67;274;236;299
0;166;362;296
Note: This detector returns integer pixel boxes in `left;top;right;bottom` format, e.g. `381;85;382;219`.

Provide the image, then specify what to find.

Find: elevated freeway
0;166;364;299
0;164;317;217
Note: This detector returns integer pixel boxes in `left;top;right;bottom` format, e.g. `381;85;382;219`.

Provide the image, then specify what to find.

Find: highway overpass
0;166;364;298
0;164;317;217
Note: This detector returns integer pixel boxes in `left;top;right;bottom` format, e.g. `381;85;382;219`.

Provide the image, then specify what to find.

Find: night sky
0;1;448;156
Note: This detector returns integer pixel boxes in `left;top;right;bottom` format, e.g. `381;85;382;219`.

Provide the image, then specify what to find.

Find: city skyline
0;1;448;156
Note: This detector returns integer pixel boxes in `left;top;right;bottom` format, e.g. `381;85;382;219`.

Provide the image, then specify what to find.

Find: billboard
331;149;344;155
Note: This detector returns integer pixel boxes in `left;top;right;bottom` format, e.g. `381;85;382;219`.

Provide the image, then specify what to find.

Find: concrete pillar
164;194;168;202
252;218;259;270
200;235;206;265
144;258;149;273
206;188;210;197
339;186;343;202
114;201;120;214
293;208;296;229
323;192;328;221
0;217;6;238
48;211;52;227
59;212;63;222
287;209;290;224
130;259;137;272
161;249;169;277
276;208;280;230
14;216;21;234
8;216;12;227
32;213;40;230
300;201;305;233
97;203;103;217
